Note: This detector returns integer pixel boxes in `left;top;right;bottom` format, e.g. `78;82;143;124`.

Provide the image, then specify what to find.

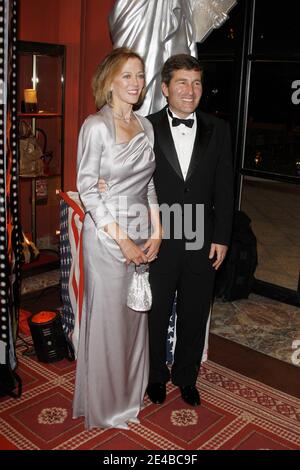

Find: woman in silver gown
73;48;162;430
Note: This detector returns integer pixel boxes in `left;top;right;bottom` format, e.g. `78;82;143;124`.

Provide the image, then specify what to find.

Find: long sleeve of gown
144;118;158;208
147;177;158;207
77;118;115;229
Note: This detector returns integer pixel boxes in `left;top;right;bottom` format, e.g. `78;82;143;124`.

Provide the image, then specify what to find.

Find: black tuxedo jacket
147;107;234;274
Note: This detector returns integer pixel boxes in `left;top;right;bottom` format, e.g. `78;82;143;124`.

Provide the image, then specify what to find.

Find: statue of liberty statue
109;0;236;115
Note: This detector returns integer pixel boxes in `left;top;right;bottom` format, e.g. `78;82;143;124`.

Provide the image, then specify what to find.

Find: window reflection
244;62;300;177
241;177;300;290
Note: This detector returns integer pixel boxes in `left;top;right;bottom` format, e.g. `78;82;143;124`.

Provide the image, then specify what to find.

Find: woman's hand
119;238;149;266
143;229;162;263
103;221;148;265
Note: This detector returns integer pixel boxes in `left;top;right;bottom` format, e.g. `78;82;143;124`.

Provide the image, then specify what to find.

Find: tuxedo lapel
186;113;213;182
155;110;184;180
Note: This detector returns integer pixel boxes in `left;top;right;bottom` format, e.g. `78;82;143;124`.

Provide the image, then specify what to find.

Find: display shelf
18;40;65;246
18;112;63;118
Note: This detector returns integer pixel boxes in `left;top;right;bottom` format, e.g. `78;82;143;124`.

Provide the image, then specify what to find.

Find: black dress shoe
147;382;166;404
179;385;201;406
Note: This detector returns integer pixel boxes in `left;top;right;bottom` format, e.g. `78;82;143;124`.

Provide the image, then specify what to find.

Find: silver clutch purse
127;264;152;312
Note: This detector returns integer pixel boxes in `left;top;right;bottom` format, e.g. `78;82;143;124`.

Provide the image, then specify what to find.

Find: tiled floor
211;294;300;367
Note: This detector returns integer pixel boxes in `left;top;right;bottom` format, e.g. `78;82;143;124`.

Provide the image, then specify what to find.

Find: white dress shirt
167;108;197;180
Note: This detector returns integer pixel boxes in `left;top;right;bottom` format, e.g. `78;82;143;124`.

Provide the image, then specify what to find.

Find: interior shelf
18;112;63;118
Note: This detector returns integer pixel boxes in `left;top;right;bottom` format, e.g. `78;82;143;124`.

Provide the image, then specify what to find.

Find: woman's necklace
113;110;134;123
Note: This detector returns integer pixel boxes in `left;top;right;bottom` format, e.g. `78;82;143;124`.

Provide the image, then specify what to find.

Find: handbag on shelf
127;264;152;312
18;120;45;177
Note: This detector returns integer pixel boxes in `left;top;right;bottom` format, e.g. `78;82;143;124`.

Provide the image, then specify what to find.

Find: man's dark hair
161;54;203;86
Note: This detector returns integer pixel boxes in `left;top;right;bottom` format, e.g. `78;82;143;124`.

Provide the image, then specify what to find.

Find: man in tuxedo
146;54;234;406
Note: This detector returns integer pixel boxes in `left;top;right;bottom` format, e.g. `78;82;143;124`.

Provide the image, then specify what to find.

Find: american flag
166;297;210;364
59;192;84;355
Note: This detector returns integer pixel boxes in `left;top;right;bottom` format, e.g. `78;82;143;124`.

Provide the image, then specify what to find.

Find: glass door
198;0;300;305
238;1;300;303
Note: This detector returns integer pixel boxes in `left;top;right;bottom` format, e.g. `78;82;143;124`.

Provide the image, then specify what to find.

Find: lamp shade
24;88;37;103
23;88;38;112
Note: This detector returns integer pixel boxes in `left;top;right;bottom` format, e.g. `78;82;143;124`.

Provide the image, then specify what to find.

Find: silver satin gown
73;105;157;429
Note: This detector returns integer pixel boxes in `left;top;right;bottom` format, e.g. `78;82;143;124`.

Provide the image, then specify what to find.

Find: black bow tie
168;109;194;128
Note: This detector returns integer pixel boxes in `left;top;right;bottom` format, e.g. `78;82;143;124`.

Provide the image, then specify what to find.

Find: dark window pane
197;1;242;55
244;62;300;177
253;0;300;54
198;61;235;122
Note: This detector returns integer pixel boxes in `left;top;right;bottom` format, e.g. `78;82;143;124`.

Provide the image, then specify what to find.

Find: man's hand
209;243;228;270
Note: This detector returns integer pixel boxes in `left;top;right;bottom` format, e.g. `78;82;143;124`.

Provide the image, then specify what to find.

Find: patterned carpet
1;340;300;451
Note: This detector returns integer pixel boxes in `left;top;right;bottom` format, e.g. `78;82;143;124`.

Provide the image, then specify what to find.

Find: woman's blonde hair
92;47;146;110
